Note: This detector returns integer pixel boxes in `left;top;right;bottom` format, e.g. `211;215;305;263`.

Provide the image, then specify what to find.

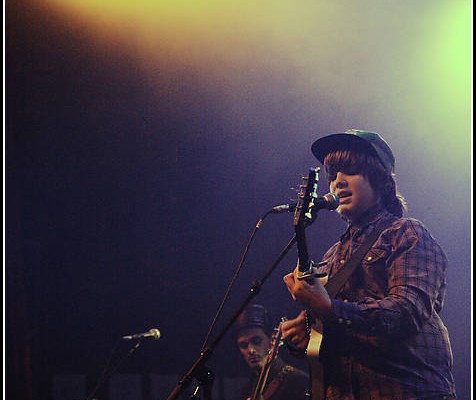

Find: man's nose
249;346;256;354
335;172;348;189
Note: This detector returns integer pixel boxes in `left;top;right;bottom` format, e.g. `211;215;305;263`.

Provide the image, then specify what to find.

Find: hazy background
6;1;472;399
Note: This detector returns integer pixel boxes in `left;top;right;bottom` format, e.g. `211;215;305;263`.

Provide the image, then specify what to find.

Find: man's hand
281;310;309;353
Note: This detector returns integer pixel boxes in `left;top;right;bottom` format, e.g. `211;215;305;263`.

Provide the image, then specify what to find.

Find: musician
282;130;456;399
234;304;309;400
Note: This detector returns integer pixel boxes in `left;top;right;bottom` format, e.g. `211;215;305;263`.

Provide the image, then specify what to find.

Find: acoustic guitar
292;167;336;400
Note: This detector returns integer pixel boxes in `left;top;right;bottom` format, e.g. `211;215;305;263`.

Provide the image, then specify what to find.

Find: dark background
6;1;472;399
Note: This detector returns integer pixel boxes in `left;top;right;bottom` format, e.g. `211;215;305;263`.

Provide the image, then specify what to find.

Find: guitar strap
261;365;294;400
324;216;397;298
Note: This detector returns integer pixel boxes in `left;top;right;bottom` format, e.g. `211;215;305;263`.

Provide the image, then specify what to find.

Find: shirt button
337;318;344;324
366;256;373;261
345;320;352;325
340;259;345;264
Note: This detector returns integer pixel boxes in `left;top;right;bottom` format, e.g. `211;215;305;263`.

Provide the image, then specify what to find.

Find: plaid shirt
315;210;456;400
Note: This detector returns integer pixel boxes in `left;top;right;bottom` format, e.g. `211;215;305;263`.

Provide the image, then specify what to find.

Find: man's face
236;327;271;370
329;171;380;223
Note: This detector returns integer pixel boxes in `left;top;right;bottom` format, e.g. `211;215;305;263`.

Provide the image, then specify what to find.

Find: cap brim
311;133;379;164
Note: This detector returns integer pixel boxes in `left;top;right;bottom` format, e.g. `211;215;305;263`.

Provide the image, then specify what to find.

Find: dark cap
234;304;272;335
311;129;395;174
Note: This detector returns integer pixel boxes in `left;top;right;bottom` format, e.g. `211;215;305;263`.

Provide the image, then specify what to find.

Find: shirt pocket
361;247;388;269
361;247;389;296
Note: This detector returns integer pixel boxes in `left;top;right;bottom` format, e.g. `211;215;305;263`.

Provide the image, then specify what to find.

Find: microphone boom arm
165;234;298;400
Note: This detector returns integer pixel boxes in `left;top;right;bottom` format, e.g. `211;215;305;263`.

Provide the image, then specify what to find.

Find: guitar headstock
264;317;287;363
293;167;320;228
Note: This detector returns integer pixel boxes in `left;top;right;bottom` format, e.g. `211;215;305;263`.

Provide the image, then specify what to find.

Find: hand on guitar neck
283;167;337;400
283;266;332;321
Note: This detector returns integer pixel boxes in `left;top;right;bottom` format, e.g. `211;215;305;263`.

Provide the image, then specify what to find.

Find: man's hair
324;149;407;217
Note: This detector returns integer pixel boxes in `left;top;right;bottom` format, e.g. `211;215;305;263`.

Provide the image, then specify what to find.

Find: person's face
329;171;380;223
236;327;271;370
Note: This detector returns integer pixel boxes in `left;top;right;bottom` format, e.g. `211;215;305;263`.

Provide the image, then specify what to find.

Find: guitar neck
295;225;312;274
293;167;320;279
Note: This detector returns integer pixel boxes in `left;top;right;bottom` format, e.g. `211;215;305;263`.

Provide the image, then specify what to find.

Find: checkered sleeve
328;218;448;338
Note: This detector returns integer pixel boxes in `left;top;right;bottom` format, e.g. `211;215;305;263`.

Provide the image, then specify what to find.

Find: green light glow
407;1;471;174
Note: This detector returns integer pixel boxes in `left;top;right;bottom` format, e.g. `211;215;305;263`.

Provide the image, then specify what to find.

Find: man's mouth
337;191;352;203
248;357;261;365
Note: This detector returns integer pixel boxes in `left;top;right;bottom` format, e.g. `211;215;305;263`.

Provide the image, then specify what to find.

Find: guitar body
306;271;328;359
307;323;325;400
306;279;327;400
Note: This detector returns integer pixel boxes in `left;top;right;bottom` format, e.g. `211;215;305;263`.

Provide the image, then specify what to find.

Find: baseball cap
311;129;395;174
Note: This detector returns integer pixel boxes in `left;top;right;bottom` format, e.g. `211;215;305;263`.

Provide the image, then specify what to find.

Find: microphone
313;192;340;211
270;193;339;214
270;203;297;213
122;328;161;341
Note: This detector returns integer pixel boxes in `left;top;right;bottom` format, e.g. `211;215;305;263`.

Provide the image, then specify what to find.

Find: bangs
324;150;371;181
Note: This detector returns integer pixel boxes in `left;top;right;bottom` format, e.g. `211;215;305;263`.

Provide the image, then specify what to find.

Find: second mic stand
165;234;298;400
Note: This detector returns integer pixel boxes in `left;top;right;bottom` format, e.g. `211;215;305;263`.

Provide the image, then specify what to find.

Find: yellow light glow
38;0;472;183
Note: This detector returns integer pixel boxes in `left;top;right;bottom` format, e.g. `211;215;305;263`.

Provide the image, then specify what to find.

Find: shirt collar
340;207;389;243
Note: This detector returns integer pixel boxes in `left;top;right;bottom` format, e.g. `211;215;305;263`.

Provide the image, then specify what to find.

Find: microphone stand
165;234;297;400
85;340;143;400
